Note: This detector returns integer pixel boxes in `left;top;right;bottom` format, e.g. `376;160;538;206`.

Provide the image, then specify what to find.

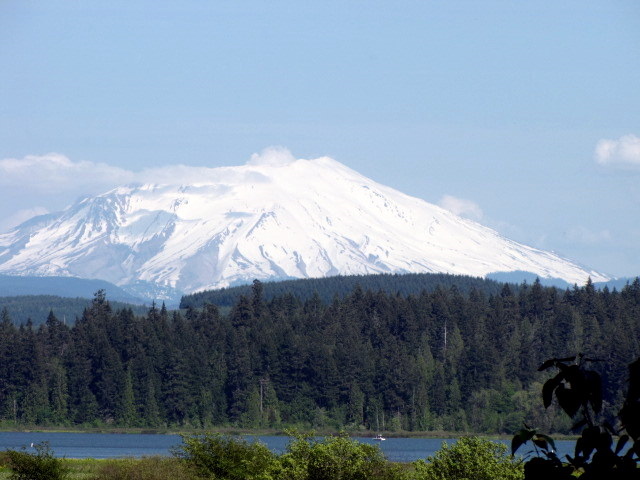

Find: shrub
4;442;69;480
174;433;280;480
279;432;407;480
413;436;524;480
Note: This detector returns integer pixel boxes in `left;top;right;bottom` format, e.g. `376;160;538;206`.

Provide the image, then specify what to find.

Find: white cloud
0;207;50;233
0;149;289;196
0;153;134;193
564;226;612;245
139;163;270;186
247;146;296;166
438;195;483;221
0;148;297;229
594;134;640;168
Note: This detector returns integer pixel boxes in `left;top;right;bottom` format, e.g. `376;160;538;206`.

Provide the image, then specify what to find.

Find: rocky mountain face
0;156;607;300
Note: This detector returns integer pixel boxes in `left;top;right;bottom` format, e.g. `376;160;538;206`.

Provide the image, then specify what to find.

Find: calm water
0;432;575;462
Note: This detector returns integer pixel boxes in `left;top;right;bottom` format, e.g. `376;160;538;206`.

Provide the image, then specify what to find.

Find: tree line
179;272;507;308
0;277;638;432
0;295;149;326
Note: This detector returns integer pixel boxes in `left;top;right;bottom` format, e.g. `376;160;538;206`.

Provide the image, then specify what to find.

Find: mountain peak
0;154;608;300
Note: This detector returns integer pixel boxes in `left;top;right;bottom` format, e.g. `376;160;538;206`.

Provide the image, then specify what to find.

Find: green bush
413;436;523;480
279;432;407;480
175;433;280;480
4;442;69;480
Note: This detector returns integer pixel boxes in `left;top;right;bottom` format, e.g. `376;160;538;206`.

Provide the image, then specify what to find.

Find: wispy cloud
0;153;134;193
0;207;50;232
564;226;612;245
0;148;297;196
247;146;296;166
594;134;640;168
438;195;483;221
0;148;299;232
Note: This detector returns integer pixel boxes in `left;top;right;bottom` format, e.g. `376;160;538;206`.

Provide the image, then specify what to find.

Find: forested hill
0;274;143;303
0;295;150;326
180;273;507;308
1;278;638;433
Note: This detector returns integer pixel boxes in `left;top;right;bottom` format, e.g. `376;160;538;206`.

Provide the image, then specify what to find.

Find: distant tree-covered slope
180;273;507;308
0;295;151;325
487;270;637;290
0;275;144;303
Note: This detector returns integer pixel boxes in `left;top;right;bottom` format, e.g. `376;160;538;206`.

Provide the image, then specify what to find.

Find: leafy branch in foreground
512;355;640;479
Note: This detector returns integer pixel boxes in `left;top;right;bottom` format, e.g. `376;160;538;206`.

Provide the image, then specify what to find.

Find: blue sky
1;1;639;278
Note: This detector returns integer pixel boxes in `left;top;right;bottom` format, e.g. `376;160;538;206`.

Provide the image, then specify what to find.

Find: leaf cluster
512;356;640;479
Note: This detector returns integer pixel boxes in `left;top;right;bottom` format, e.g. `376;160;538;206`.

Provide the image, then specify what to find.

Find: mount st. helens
0;156;607;299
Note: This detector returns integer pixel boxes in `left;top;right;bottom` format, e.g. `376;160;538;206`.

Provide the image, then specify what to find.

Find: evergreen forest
0;276;639;434
0;295;149;326
180;272;507;308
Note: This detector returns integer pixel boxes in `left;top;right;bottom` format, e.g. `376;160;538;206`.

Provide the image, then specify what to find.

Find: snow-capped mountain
0;155;608;299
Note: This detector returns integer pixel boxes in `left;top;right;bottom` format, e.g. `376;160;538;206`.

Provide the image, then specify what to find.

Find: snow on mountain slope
0;155;608;297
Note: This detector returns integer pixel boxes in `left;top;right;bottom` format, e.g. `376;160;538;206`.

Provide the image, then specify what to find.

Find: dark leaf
532;437;548;450
535;434;556;452
574;437;584;457
562;365;582;387
602;421;616;436
542;373;563;409
585;370;602;413
615;434;629;454
633;439;640;458
596;430;612;451
627;359;640;400
557;355;577;363
577;426;599;459
556;384;581;418
512;428;535;455
620;401;640;441
571;418;588;432
538;359;559;371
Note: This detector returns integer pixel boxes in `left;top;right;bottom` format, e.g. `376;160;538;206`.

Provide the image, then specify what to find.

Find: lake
0;432;575;462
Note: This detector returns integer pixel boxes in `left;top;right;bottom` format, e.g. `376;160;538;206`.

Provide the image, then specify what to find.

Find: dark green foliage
513;355;640;478
4;442;69;480
180;273;506;308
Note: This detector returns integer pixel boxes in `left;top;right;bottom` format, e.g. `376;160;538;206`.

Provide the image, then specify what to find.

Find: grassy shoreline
0;425;579;441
